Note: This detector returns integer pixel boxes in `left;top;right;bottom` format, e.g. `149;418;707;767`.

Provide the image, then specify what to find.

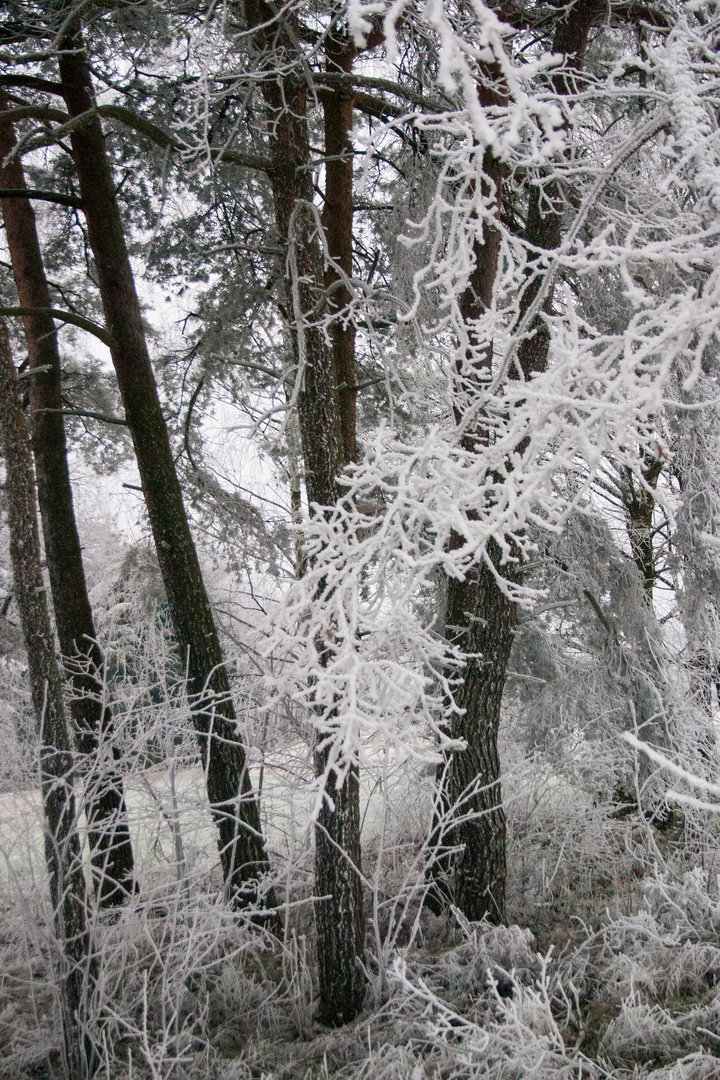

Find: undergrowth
3;753;720;1080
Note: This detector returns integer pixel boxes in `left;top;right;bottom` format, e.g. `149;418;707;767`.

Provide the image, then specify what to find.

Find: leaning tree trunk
436;0;600;924
0;100;135;907
0;317;93;1079
246;0;366;1025
56;25;273;913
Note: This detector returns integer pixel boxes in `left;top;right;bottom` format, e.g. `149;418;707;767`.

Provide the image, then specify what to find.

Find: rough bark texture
56;28;273;912
434;1;600;925
515;1;602;381
0;101;135;906
442;545;520;921
245;1;365;1025
429;44;513;922
317;36;366;1026
313;762;365;1024
322;35;357;465
621;457;662;599
437;147;511;924
456;148;504;429
0;318;92;1079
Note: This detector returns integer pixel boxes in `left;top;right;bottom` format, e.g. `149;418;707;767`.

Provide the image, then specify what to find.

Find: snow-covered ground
0;745;432;900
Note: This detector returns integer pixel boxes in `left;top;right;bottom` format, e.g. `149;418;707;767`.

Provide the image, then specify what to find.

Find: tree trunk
0;100;135;907
0;317;93;1079
427;51;512;916
245;2;366;1024
322;35;357;465
56;26;273;914
441;544;520;921
317;42;366;1023
621;457;662;599
433;1;600;924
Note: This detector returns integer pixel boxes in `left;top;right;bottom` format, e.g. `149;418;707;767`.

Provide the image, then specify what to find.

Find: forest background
3;1;720;1078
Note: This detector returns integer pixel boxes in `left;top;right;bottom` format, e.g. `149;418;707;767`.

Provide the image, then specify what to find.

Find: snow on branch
262;4;720;804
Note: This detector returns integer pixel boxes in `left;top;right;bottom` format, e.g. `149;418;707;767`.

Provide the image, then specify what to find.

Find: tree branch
317;88;403;120
583;589;614;636
183;375;205;468
0;74;64;96
314;72;448;112
489;1;671;31
0;104;69;124
0;187;82;208
41;407;127;426
5;101;274;173
0;306;115;349
98;105;273;170
353;90;403;119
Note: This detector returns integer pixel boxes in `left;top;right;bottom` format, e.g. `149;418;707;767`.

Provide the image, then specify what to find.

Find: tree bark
0;99;135;907
620;456;662;599
245;2;366;1025
322;35;357;465
433;1;600;924
0;317;93;1079
435;148;513;923
56;26;274;914
441;544;520;921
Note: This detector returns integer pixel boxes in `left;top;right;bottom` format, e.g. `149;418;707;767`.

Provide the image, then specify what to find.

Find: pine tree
0;100;136;906
0;316;93;1079
54;13;274;913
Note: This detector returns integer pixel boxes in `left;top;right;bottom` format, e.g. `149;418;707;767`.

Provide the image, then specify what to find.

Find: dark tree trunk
621;457;662;599
433;1;600;924
316;40;366;1024
0;318;93;1079
56;28;273;914
246;2;365;1025
433;148;512;924
512;1;599;382
314;760;365;1025
441;545;520;921
322;35;357;465
0;101;135;907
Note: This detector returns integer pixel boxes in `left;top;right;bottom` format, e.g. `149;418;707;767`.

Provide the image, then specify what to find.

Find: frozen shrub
645;1056;720;1080
599;997;698;1066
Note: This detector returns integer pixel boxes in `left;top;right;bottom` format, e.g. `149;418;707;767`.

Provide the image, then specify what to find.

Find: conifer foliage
3;1;720;1075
